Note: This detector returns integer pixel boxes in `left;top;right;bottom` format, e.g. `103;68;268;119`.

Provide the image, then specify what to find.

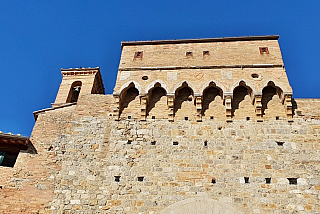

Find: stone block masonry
0;35;320;213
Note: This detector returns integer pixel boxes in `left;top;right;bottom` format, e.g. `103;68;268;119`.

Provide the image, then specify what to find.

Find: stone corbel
167;93;175;122
195;94;202;122
283;93;293;121
224;93;233;122
113;94;120;121
140;95;148;121
254;94;263;122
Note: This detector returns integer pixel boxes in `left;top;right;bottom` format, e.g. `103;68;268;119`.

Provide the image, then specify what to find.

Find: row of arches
116;80;287;121
118;79;287;97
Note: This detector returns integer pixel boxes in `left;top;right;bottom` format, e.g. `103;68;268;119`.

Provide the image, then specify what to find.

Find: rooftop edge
121;35;279;47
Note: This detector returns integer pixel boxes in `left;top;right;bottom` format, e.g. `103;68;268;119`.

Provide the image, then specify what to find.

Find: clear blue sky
0;1;319;136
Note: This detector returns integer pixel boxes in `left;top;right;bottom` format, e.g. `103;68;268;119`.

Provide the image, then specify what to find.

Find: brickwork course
1;35;320;214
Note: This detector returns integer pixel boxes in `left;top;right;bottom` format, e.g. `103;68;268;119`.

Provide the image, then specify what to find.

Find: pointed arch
160;197;243;214
119;80;142;95
202;82;225;120
119;82;140;119
259;80;285;99
172;80;197;95
231;79;256;96
66;81;82;103
174;82;196;121
200;80;226;96
261;81;286;119
146;83;168;119
232;81;255;118
145;80;168;94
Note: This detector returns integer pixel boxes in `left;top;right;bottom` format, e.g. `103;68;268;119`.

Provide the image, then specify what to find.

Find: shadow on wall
0;141;37;168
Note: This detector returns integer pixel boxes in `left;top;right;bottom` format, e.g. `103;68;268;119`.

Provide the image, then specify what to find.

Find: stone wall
1;94;320;213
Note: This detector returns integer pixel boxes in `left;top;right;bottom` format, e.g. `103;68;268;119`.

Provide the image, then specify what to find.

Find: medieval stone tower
1;35;320;213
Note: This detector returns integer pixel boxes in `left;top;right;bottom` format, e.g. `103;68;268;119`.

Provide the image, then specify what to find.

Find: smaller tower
52;67;105;107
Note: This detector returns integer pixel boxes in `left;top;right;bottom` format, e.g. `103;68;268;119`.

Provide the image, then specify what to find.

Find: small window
211;178;216;184
204;141;208;147
276;141;284;146
137;176;144;182
259;47;269;54
244;177;249;183
265;178;271;184
246;117;250;121
127;140;132;145
276;116;279;120
134;51;143;58
210;116;214;120
186;51;193;57
185;117;188;121
128;116;131;119
173;141;179;145
114;176;121;182
288;178;297;185
152;116;155;119
142;76;148;80
203;51;210;56
151;141;156;145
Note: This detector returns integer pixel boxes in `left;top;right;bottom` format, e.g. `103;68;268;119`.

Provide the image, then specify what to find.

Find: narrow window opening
127;140;132;145
276;141;284;146
218;127;222;130
186;51;193;57
134;51;143;58
0;151;19;168
259;47;269;54
152;116;155;119
204;141;208;147
210;116;214;120
173;141;179;145
265;178;271;184
203;51;210;56
211;178;216;184
151;141;156;145
246;117;250;121
138;176;144;182
142;76;148;80
244;177;249;183
276;116;279;120
114;176;121;182
185;117;188;121
128;116;131;119
288;178;297;185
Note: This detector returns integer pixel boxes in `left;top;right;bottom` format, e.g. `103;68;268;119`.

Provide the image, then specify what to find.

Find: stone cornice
121;35;279;47
119;64;284;71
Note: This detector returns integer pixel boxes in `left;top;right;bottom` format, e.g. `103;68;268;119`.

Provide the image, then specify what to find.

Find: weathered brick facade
1;35;320;213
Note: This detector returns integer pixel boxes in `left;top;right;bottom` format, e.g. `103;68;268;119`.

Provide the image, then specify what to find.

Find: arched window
66;81;82;103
